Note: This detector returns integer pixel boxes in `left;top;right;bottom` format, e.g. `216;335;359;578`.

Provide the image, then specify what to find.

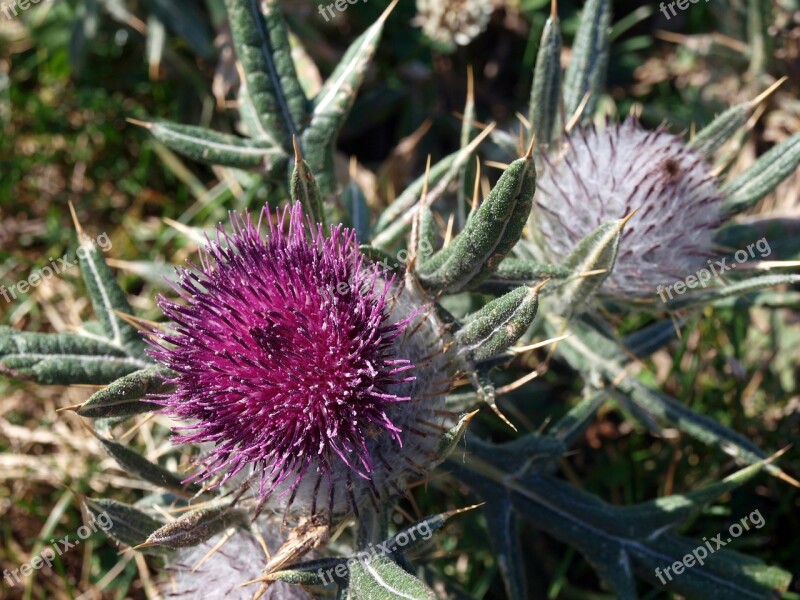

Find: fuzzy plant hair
148;203;453;516
529;117;725;300
2;0;799;598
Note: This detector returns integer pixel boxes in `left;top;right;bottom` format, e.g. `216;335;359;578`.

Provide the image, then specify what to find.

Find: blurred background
1;0;798;598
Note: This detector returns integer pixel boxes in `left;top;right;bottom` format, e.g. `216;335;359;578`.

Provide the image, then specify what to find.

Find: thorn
516;111;531;131
291;135;303;163
509;333;571;355
56;404;83;413
524;134;536;160
466;64;474;107
484;160;511;171
470;156;482;214
192;528;236;572
620;207;639;228
123;541;157;554
577;268;608;278
440;502;485;520
551;0;558;18
379;0;400;23
749;76;787;109
565;92;590;133
530;278;549;294
442;213;455;248
68;201;86;240
496;369;540;396
490;403;518;432
112;309;160;332
125;118;153;129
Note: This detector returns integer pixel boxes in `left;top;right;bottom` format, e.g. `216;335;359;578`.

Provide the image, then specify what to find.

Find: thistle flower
414;0;494;49
149;203;451;515
529;118;724;300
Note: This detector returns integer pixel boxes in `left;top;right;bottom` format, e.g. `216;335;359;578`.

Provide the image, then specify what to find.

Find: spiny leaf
73;221;148;359
529;0;562;147
291;137;325;225
451;449;790;600
0;328;149;385
722;132;800;215
132;119;287;173
93;433;199;497
144;503;246;549
552;213;632;315
456;284;542;362
76;366;172;419
548;317;794;483
490;257;570;283
302;0;398;195
224;0;308;149
348;555;437;600
431;410;478;466
417;154;537;293
562;0;611;124
84;498;170;555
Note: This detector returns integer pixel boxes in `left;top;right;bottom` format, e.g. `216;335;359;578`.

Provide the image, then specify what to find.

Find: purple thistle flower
149;203;451;515
529;118;725;300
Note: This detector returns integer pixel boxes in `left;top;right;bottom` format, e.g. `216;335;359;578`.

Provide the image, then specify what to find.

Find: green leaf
77;366;171;419
134;120;287;173
145;503;247;548
451;446;790;600
551;214;631;315
687;103;750;159
417;154;537;293
455;285;542;362
430;410;478;466
348;555;437;600
722;132;800;215
0;328;149;385
529;3;562;147
93;433;199;497
84;498;170;555
224;0;308;149
562;0;611;123
343;179;371;242
490;257;570;283
302;1;398;195
548;317;794;483
75;228;148;360
290;138;325;225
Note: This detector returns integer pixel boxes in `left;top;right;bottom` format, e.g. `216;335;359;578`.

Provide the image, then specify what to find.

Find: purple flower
149;203;451;514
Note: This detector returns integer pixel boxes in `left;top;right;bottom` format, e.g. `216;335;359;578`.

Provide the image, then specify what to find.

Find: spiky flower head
414;0;494;49
529;118;724;300
150;203;451;515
